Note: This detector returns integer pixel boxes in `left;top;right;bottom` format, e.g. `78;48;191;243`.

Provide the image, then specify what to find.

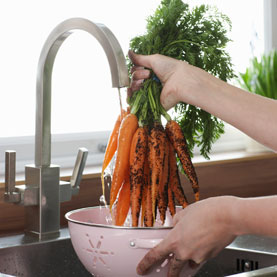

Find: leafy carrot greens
128;0;235;159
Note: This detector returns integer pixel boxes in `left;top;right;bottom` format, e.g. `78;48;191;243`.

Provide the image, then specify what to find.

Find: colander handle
129;238;163;249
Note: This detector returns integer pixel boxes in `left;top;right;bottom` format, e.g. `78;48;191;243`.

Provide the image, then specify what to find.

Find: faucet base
24;229;61;241
25;164;60;240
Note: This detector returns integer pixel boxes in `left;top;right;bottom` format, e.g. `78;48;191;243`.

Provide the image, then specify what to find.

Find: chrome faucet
4;18;129;240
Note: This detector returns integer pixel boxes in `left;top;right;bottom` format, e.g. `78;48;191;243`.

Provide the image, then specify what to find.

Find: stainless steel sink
0;229;276;276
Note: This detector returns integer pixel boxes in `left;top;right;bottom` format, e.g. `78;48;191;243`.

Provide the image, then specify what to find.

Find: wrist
181;64;219;107
217;196;245;237
227;196;246;236
229;196;258;236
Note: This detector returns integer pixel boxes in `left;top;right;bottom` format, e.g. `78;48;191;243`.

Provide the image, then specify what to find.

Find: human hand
136;196;238;277
128;50;207;110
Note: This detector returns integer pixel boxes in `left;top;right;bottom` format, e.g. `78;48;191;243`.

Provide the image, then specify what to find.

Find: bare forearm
183;66;277;151
128;52;277;150
232;196;277;237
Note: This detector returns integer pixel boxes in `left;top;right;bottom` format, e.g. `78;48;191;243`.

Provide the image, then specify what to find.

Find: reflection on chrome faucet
4;18;129;240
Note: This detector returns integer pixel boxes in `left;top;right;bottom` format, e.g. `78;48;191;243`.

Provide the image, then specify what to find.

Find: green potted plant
238;50;277;152
239;50;277;99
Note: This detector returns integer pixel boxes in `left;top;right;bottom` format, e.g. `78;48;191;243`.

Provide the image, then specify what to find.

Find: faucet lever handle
4;150;20;203
70;147;88;193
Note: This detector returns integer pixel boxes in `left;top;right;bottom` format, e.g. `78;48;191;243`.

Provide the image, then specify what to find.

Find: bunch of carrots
101;76;199;227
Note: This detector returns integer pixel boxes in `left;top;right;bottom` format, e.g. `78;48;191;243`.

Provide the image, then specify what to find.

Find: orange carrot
101;109;127;195
148;122;167;218
140;136;149;227
141;153;154;227
140;182;147;227
167;184;176;217
110;113;138;211
168;141;188;208
115;170;131;226
157;136;169;224
130;127;148;227
144;160;153;227
166;120;199;202
140;126;150;226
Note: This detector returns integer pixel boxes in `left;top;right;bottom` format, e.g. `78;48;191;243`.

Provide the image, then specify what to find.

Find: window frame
1;0;275;181
264;0;277;52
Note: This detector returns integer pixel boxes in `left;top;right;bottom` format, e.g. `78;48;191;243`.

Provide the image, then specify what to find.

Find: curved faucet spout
35;18;129;167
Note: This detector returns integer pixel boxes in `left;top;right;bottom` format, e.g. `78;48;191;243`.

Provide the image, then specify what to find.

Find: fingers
168;256;184;276
136;241;170;275
172;207;187;226
160;83;179;111
168;258;203;277
128;61;151;97
130;79;144;92
136;241;204;277
188;259;201;269
132;68;151;80
128;50;153;69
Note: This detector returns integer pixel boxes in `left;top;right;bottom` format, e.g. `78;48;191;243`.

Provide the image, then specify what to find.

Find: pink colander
65;206;192;277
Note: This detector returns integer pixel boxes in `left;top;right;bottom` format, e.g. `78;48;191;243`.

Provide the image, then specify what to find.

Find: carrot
157;137;169;224
109;113;138;211
166;120;199;202
144;161;153;227
101;109;127;195
115;170;131;226
140;127;149;227
167;184;176;217
140;181;147;227
148;122;167;219
130;127;148;227
141;152;154;227
168;141;188;208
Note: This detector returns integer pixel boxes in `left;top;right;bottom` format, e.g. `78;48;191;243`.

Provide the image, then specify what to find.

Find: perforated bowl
65;206;192;277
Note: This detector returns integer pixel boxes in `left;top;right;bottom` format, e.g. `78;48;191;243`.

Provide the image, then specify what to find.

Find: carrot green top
128;0;235;159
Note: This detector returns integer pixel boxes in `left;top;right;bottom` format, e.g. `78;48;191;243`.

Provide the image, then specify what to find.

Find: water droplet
99;195;107;207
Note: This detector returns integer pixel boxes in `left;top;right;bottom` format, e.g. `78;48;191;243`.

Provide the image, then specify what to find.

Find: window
186;0;265;157
0;0;270;180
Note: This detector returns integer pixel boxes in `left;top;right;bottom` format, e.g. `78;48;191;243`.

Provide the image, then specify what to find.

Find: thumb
160;84;178;111
128;50;153;69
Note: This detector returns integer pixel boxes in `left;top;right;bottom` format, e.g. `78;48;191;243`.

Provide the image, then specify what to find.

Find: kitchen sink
0;229;276;277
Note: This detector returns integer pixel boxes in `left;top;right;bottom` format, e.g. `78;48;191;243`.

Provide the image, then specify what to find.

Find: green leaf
238;50;277;99
128;0;235;159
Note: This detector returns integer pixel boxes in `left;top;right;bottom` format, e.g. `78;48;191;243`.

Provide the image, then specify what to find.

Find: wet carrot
166;120;199;202
157;137;169;224
167;184;176;217
141;153;154;227
140;141;149;226
101;109;127;195
148;122;167;218
140;127;149;227
115;170;131;226
144;164;153;227
168;141;188;208
110;113;138;210
130;127;148;227
140;181;147;227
